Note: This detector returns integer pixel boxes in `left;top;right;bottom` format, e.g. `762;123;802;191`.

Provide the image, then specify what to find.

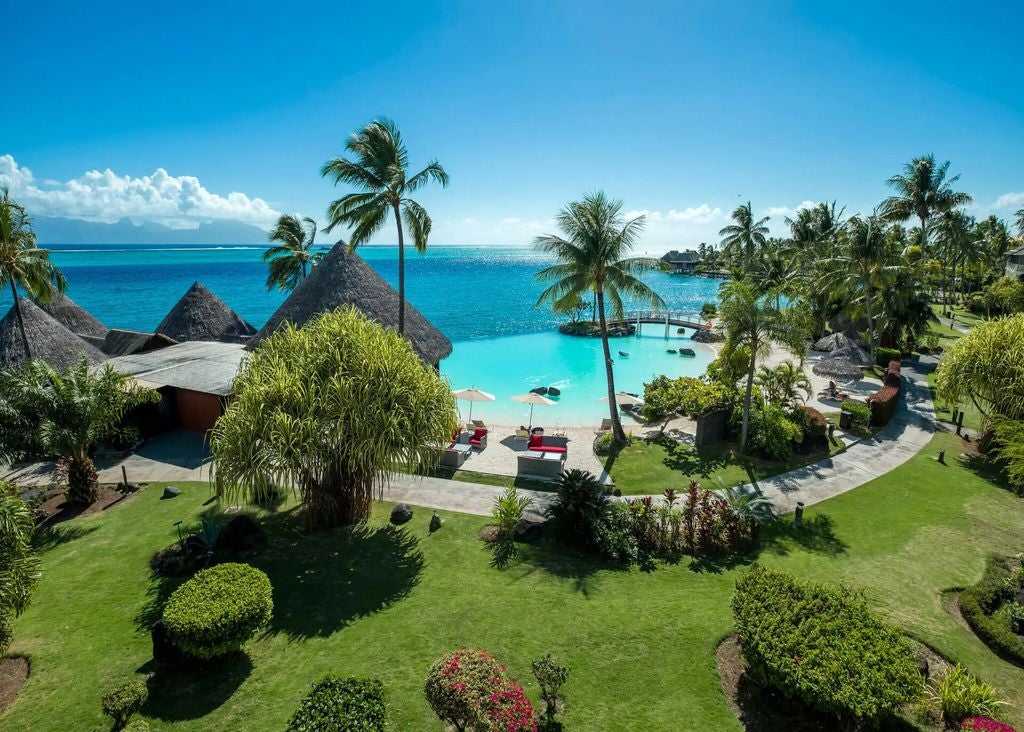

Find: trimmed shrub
841;399;871;431
531;653;569;724
123;721;151;732
732;565;921;724
101;678;149;729
733;401;800;460
959;556;1024;664
875;346;901;368
700;302;717;318
161;563;273;660
867;386;901;427
424;648;536;731
928;664;1007;726
286;675;386;732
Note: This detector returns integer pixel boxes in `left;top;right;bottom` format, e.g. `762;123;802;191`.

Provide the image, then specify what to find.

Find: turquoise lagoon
5;244;721;424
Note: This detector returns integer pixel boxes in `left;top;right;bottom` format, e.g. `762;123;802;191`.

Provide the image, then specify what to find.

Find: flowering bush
424;648;536;731
961;716;1017;731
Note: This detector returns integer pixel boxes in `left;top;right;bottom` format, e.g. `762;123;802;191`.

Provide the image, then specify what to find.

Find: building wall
175;388;224;433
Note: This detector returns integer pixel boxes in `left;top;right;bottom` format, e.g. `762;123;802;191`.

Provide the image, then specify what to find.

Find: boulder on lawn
390;504;413;525
515;516;546;541
161;485;181;500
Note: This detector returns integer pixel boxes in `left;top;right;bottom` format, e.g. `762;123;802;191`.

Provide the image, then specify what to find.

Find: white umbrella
599;392;645;406
452;387;495;424
509;391;556;430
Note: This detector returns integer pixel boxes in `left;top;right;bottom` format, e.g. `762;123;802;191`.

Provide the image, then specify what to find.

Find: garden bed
34;485;130;524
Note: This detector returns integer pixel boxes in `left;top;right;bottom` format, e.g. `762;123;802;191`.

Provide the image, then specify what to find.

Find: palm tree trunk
739;347;756;452
9;280;31;359
596;289;626;445
920;214;928;252
392;201;406;335
865;279;875;364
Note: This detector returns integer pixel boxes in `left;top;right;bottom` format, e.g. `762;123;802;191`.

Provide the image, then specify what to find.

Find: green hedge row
732;565;922;724
959;555;1024;665
287;675;386;731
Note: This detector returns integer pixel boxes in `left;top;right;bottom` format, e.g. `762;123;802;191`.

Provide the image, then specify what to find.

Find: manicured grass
607;435;846;495
924;305;985;433
5;430;1024;730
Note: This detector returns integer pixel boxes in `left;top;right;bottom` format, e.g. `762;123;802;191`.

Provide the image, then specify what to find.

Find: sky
3;0;1023;249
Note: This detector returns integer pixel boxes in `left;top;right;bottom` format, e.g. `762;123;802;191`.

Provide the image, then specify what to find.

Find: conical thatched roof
34;291;109;340
101;329;177;357
0;298;107;370
156;282;256;344
249;244;453;365
813;331;858;352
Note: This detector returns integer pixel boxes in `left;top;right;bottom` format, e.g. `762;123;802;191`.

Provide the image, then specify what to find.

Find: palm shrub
732;565;922;724
732;400;800;460
490;486;533;567
101;678;149;730
545;469;611;550
211;307;458;528
424;648;535;731
0;359;156;504
286;675;386;732
0;481;40;656
927;664;1006;727
161;563;273;660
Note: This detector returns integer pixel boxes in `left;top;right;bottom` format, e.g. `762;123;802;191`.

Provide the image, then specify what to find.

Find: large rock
515;516;546;541
390;504;413;525
692;327;724;343
161;485;182;500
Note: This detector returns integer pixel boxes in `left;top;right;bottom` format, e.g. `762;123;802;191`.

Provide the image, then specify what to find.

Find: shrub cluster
959;555;1024;664
866;360;903;427
732;565;922;724
732;401;801;460
161;562;273;660
286;675;386;732
841;399;872;431
875;346;902;368
101;678;149;729
928;664;1007;727
642;374;737;422
424;648;536;731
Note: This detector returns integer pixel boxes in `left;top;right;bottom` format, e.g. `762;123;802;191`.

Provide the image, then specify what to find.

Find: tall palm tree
1015;207;1024;237
321;118;448;334
263;214;324;292
785;202;844;337
718;279;782;452
534;192;666;445
881;154;972;251
719;202;769;268
0;188;66;358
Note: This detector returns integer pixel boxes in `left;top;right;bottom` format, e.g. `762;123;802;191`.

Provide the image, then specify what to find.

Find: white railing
618;310;709;326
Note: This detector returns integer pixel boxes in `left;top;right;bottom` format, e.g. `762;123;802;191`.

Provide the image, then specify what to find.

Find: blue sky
3;0;1022;248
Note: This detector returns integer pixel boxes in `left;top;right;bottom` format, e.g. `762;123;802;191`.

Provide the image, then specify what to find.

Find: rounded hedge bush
425;648;535;731
161;563;272;659
959;555;1024;665
286;675;386;732
101;678;148;729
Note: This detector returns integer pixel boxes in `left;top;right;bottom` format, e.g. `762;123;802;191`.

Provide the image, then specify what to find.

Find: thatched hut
156;281;256;344
34;291;109;343
101;329;177;357
0;298;107;370
249;244;453;366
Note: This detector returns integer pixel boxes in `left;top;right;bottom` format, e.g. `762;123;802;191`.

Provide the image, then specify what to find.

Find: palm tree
0;485;40;656
263;214;324;292
1015;207;1024;237
756;360;812;408
785;202;845;338
534;192;667;445
0;188;66;358
717;279;782;452
881;154;972;251
321;118;448;334
719;202;769;268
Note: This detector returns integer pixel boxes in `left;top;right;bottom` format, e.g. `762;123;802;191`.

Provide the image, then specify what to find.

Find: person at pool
827;380;839;397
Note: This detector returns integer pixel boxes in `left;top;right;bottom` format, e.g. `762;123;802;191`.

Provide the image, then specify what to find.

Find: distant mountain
33;216;270;245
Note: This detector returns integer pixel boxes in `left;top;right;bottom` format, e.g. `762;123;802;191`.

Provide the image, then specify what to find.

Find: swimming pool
441;328;715;427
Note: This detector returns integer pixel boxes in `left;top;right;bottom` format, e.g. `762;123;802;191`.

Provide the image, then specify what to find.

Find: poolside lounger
597;418;612;432
469;428;488;450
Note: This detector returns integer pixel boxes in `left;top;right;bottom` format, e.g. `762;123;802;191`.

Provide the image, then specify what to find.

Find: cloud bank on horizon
2;153;1021;248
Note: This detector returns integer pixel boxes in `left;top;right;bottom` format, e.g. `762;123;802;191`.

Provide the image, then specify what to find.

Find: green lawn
607;435;847;495
924;304;985;433
5;430;1024;731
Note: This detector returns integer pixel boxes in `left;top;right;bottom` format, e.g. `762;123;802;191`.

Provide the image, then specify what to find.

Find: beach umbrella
599;392;645;406
812;357;864;382
509;391;556;430
452;387;495;424
830;342;871;366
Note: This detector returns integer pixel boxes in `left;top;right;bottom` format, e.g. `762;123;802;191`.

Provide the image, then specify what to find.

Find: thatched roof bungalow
249;244;453;366
0;298;107;370
156;281;256;344
34;291;109;343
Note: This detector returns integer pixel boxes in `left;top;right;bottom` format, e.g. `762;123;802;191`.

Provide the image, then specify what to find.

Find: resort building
0;298;107;370
156;281;257;344
660;249;700;274
250;242;453;368
1006;243;1024;280
35;291;110;348
100;329;177;357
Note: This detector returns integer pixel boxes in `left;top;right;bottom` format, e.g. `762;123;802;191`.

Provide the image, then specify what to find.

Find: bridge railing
613;310;708;326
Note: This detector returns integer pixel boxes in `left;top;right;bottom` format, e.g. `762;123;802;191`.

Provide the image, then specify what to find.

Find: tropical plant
1015;207;1024;236
424;648;536;732
0;358;156;505
935;315;1024;422
755;360;812;408
490;486;533;567
263;214;324;292
718;201;769;268
286;675;386;732
211;307;458;528
990;418;1024;494
545;469;611;550
0;187;67;358
552;293;591;323
101;678;149;730
0;482;40;656
881;154;972;252
321;117;448;334
719;486;774;541
928;665;1006;727
534;192;666;445
717;279;782;451
531;653;569;725
733;400;800;460
785;201;844;338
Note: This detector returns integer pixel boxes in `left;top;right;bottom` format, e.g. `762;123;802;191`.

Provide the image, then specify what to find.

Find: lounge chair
469;428;488;450
596;418;612;433
527;434;568;455
440;443;470;468
817;389;850;403
471;419;486;429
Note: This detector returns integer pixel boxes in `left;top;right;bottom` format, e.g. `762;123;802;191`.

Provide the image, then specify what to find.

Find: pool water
441;328;714;427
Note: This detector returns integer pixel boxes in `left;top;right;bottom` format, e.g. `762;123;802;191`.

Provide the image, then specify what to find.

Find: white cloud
0;154;280;230
766;200;816;219
994;192;1024;210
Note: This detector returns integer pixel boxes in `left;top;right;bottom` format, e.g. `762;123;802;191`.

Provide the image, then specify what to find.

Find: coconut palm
0;358;156;505
785;202;845;338
534;192;667;445
321;118;448;334
881;154;972;251
935;210;980;304
719;202;769;268
718;279;782;452
263;214;324;292
0;483;40;656
755;360;812;408
0;187;66;358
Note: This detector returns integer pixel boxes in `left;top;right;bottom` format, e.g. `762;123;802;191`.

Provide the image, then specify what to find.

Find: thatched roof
0;298;107;370
34;291;109;339
156;281;256;344
811;357;864;381
101;329;177;357
813;332;858;352
249;243;453;364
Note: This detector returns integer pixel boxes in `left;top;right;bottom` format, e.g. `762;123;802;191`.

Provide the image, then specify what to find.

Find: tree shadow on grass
134;569;189;632
759;514;848;558
687;550;758;575
32;522;97;552
139;652;253;723
253;510;424;641
512;535;630;597
957;450;1019;496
